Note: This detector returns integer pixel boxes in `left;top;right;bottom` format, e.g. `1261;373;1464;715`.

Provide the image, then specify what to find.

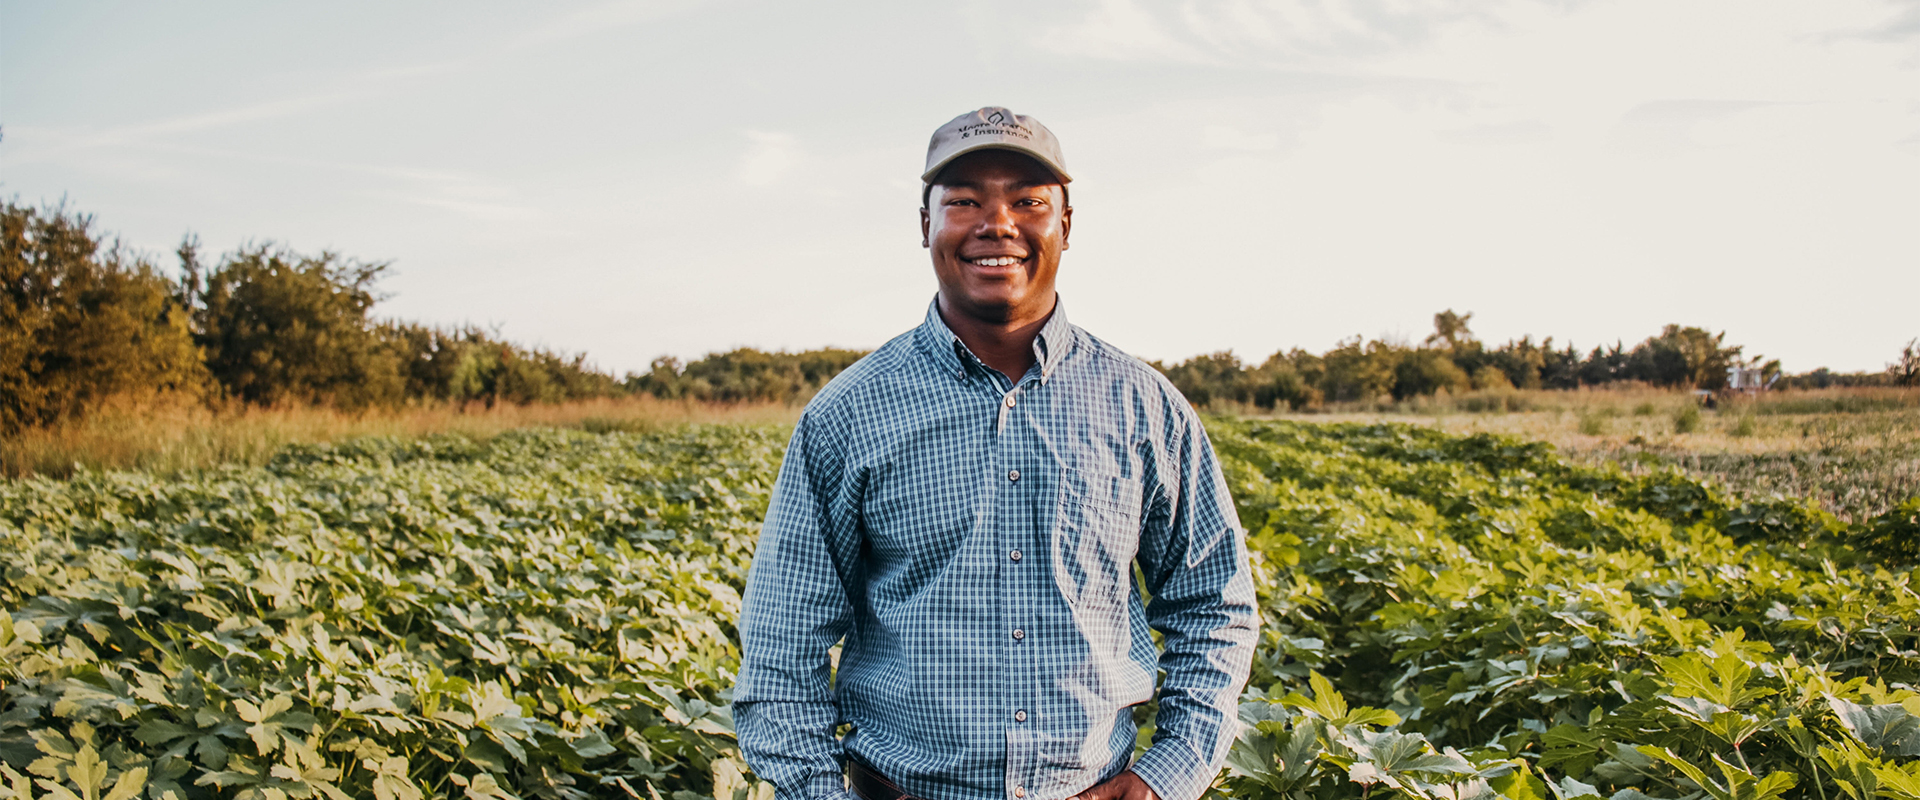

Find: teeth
970;256;1023;267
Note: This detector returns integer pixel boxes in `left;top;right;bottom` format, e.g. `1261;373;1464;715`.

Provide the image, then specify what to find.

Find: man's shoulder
1068;326;1190;407
801;329;923;417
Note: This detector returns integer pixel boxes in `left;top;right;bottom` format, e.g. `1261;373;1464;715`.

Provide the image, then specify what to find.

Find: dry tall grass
10;386;1915;522
0;394;802;478
1243;387;1920;522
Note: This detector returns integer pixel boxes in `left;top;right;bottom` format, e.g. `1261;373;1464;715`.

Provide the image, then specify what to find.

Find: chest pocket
1051;467;1145;611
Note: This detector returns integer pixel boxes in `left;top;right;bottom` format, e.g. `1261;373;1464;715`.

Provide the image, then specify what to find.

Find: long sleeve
735;413;858;800
1129;411;1259;800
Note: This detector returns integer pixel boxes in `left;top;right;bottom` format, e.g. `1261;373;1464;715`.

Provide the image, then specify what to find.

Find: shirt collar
917;295;1076;383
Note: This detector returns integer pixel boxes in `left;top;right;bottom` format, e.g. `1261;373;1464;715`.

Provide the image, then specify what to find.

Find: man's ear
1060;205;1072;251
920;206;931;248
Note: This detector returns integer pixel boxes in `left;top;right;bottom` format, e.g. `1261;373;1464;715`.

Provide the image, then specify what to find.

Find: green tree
0;203;205;433
1392;349;1469;400
1159;351;1252;407
1624;324;1743;389
627;348;864;404
382;322;620;407
191;243;405;409
1425;309;1475;350
1320;337;1400;403
1250;352;1317;410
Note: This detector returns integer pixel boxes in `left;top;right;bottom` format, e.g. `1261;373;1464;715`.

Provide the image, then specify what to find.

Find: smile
966;256;1026;267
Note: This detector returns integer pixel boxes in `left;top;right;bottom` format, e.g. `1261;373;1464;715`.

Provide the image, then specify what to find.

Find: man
734;107;1256;800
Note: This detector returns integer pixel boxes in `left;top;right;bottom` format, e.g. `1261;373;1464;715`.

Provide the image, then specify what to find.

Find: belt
846;758;923;800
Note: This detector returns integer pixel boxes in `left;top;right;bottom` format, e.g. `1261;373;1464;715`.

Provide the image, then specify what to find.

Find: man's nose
975;203;1018;237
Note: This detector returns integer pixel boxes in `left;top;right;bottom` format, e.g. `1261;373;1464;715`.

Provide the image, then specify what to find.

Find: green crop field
3;421;1918;800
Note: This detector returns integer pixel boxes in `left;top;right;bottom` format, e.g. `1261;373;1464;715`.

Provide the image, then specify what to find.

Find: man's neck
938;293;1055;383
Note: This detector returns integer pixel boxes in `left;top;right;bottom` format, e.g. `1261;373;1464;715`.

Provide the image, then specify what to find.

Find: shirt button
1014;788;1027;798
1014;710;1028;722
1004;394;1017;408
1007;470;1020;482
1009;549;1022;561
1012;628;1025;640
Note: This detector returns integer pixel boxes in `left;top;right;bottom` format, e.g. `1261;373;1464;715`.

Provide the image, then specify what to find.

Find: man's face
920;150;1071;326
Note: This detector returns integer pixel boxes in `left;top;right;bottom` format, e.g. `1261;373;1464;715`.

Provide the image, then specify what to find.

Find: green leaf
68;745;107;800
1548;776;1601;799
1828;696;1920;757
1654;652;1771;710
101;766;147;800
1282;671;1348;721
463;773;522;800
364;755;423;800
1488;768;1548;800
465;739;510;773
132;719;195;747
571;729;616;759
1635;746;1715;799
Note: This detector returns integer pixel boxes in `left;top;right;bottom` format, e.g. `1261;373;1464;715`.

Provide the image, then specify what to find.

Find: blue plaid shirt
734;299;1256;800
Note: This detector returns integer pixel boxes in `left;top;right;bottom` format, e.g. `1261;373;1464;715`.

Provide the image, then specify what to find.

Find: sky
3;0;1917;375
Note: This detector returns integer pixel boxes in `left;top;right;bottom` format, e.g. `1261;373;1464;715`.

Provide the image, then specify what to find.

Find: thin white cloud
5;90;365;165
735;131;801;187
384;193;543;223
510;0;710;49
1831;0;1920;42
21;139;545;224
1043;0;1220;65
1202;125;1281;151
1043;0;1505;68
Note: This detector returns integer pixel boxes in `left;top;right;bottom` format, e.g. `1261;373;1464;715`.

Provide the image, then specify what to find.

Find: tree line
5;200;1912;434
1154;309;1914;411
625;309;1913;412
1158;309;1771;411
2;202;619;434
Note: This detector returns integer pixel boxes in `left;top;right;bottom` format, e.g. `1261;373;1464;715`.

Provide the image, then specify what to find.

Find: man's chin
953;302;1017;325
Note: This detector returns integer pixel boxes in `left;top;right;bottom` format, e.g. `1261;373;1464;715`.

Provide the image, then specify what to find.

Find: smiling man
734;107;1256;800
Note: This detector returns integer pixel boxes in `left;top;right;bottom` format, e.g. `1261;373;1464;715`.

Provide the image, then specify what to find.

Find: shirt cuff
773;773;849;800
1130;741;1213;800
807;773;851;800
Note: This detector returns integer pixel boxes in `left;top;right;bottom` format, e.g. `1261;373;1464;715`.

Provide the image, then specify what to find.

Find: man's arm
1124;411;1259;800
735;413;857;800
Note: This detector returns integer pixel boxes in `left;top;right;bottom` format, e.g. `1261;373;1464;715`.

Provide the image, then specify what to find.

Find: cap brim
921;143;1072;185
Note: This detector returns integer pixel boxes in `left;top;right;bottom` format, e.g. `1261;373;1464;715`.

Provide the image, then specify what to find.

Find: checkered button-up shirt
734;299;1257;800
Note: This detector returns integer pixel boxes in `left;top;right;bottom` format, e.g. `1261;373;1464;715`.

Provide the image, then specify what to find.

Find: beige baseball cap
922;106;1072;185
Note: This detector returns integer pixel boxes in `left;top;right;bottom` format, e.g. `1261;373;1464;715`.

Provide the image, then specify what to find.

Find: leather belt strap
846;758;922;800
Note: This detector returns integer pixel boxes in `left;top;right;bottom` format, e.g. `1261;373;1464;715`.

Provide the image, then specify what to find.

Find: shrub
190;243;406;409
1674;402;1702;433
1851;496;1920;565
0;203;206;433
1391;350;1470;400
1731;414;1758;437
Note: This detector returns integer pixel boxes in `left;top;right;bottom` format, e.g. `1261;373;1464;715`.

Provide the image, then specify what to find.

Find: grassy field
1254;387;1920;523
6;387;1914;528
0;394;802;479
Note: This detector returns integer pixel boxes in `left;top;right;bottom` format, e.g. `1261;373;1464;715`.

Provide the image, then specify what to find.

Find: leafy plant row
1;421;1916;800
1209;420;1920;799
